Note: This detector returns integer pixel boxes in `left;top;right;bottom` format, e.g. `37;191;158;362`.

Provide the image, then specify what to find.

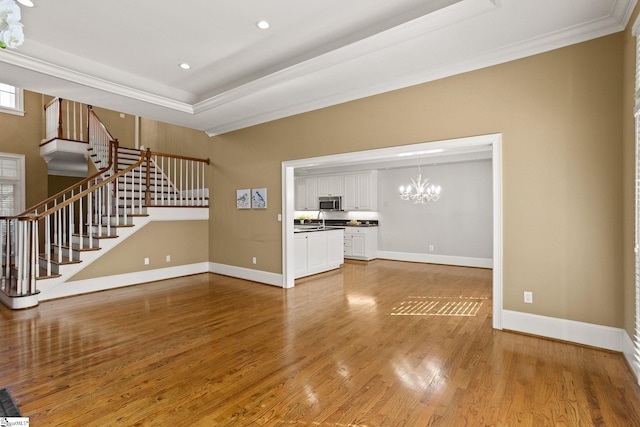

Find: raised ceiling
0;0;635;136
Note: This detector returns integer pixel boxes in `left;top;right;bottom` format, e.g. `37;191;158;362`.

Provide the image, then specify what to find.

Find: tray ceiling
0;0;635;136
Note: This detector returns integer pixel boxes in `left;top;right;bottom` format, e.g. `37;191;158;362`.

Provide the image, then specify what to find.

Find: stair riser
87;225;119;236
51;246;81;261
116;207;147;216
37;260;59;275
71;235;103;248
100;216;134;226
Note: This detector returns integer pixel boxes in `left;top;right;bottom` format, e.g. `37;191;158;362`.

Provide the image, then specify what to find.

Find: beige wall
0;90;49;209
69;220;209;281
623;6;640;338
140;118;211;160
210;34;624;328
92;106;137;149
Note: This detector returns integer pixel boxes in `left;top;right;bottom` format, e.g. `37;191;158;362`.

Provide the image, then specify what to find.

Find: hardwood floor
1;260;639;426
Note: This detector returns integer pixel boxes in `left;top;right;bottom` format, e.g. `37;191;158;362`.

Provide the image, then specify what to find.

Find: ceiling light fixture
256;20;270;30
16;0;34;7
399;157;441;204
178;62;191;70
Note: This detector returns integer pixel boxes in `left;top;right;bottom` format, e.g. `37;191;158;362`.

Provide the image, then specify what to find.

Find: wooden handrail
43;97;58;110
148;151;210;164
35;156;144;219
20;140;118;216
88;107;115;142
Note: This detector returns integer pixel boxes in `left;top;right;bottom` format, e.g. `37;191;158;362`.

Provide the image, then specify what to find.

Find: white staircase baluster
45;215;51;276
30;220;37;293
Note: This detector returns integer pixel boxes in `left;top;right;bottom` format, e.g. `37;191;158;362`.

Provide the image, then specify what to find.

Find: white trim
0;290;39;309
376;251;492;269
39;263;209;301
0;85;24;117
492;137;504;330
209;262;284;287
623;331;640;381
282;133;503;324
146;207;209;221
502;310;626;352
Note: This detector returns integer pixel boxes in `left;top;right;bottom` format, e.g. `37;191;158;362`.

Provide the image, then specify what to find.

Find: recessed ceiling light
16;0;34;6
256;20;270;30
179;62;191;70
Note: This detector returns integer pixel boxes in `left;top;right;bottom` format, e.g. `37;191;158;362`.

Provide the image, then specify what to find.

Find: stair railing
2;98;211;300
0;152;145;297
144;150;210;207
43;98;88;143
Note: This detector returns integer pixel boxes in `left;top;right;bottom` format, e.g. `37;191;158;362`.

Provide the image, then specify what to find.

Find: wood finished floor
1;260;639;426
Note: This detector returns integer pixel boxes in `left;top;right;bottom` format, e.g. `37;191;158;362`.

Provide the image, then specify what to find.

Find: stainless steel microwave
318;196;342;211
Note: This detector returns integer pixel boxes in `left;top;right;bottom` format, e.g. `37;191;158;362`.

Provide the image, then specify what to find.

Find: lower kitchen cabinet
344;226;378;260
294;229;345;279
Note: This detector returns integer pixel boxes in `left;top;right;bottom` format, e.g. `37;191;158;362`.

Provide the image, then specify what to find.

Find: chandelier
398;159;441;203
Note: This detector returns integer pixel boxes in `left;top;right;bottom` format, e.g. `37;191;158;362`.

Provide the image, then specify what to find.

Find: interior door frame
281;133;503;330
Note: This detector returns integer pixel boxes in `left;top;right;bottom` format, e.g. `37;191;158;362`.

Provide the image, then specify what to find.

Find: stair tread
39;254;82;265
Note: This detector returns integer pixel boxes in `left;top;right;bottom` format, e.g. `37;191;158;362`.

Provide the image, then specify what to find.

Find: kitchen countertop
294;225;345;233
295;220;379;228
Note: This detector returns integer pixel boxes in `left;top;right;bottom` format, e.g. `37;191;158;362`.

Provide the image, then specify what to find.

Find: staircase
0;99;210;309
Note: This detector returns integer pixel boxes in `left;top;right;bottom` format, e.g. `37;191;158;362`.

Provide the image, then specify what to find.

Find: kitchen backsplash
294;210;379;222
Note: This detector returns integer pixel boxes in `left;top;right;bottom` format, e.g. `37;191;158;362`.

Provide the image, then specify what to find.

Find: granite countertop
295;220;379;228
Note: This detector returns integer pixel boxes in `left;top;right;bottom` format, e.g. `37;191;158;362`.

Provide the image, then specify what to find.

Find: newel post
111;139;119;173
145;148;152;207
57;98;64;139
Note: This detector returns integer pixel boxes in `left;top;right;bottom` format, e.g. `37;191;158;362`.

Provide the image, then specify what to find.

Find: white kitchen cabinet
295;177;318;211
317;175;344;197
294;229;345;278
344;226;378;260
343;171;377;211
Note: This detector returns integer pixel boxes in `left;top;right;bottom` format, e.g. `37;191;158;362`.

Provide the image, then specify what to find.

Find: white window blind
634;27;640;384
0;155;24;216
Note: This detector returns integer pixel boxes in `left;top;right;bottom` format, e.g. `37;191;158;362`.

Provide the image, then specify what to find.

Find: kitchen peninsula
294;226;344;279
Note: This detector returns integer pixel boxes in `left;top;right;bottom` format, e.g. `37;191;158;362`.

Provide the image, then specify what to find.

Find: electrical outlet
524;291;533;304
166;255;171;262
429;245;434;251
144;257;149;265
252;257;257;264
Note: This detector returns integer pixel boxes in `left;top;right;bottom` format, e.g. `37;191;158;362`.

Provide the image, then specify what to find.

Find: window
633;17;640;385
0;83;24;116
0;154;24;215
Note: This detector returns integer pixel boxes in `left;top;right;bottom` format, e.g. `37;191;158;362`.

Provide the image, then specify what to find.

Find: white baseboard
376;250;493;268
622;330;640;383
39;262;210;301
209;263;283;287
502;309;626;352
0;290;39;309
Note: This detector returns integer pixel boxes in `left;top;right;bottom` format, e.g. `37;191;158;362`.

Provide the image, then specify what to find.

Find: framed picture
236;189;250;209
252;188;267;209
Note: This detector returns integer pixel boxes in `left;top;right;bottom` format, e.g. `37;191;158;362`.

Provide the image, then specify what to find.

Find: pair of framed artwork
236;188;267;209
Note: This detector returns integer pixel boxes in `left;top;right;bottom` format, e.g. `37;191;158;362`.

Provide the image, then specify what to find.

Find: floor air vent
0;388;22;417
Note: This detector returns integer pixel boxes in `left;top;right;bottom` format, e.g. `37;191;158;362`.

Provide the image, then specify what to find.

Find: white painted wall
377;160;493;259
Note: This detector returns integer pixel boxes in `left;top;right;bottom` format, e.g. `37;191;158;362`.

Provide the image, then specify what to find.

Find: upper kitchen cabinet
295;177;318;210
344;171;377;211
317;175;344;197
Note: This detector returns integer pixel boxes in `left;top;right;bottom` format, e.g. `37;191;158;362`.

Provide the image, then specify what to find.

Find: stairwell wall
67;220;209;281
0;90;49;210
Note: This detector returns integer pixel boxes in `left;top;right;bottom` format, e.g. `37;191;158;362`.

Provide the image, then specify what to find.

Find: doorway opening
281;133;503;329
